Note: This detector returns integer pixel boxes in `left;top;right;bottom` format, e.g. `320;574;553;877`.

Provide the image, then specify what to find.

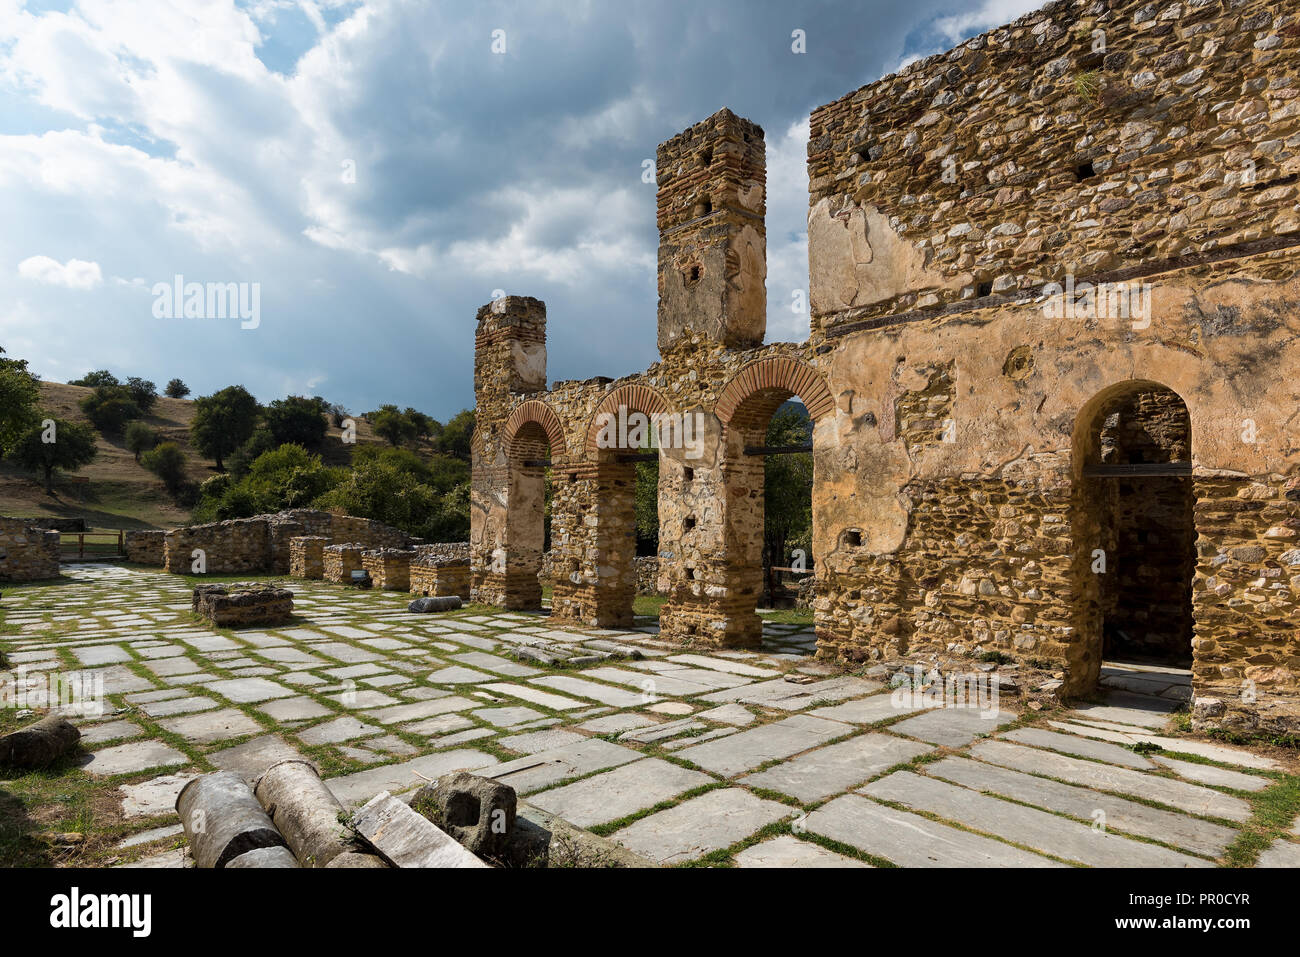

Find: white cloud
17;255;103;289
933;0;1046;45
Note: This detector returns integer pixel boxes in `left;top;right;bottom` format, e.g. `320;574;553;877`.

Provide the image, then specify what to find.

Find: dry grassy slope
0;382;420;530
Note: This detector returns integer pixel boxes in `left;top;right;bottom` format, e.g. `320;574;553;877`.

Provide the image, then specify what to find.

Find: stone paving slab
925;756;1237;858
808;694;930;725
611;788;791;865
363;697;476;725
1068;693;1177;729
158;708;264;744
969;740;1253;822
864;771;1210;868
487;738;642;794
1257;839;1300;868
297;715;384;745
326;749;499;808
255;696;335;722
529;758;713;828
1002;727;1156;769
205;677;296;704
78;719;144;745
1150;755;1271;792
81;740;189;777
207;734;303;784
480;682;587;710
499;729;587;754
740;733;933;802
733;834;869;868
1051;720;1281;771
530;675;651;707
664;654;777;677
700;676;880;710
888;707;1017;748
805;794;1063;867
675;713;849;777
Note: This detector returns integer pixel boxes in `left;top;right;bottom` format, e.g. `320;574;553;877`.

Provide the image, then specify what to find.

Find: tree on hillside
190;385;260;471
125;421;158;462
69;370;119;388
0;348;42;455
165;378;191;398
141;441;188;493
8;417;98;494
439;409;475;460
404;407;440;441
370;404;418;447
125;376;158;414
265;395;327;449
80;385;142;434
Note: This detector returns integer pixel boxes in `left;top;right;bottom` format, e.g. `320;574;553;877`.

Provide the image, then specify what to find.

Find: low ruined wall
193;584;294;627
289;536;329;579
363;548;415;591
634;556;661;596
324;544;366;584
0;517;59;582
124;530;166;566
410;559;471;599
164;509;410;576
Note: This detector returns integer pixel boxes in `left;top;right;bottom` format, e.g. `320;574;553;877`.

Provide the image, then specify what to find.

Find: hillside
0;382;430;530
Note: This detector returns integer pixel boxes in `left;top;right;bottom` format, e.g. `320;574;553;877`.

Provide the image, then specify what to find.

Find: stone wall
289;536;329;579
193;584;294;627
806;0;1299;336
124;530;166;566
410;558;471;599
164;509;409;575
324;544;367;584
363;548;415;591
0;517;59;582
468;0;1300;732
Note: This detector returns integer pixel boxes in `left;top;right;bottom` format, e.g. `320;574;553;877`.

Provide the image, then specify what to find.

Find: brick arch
503;400;566;460
715;356;835;431
584;383;672;457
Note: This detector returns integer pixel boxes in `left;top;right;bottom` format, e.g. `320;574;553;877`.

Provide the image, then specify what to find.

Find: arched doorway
495;401;564;611
1073;381;1195;681
705;356;835;647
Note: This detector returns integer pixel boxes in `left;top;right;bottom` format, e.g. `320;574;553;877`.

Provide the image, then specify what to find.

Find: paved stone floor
2;564;1297;868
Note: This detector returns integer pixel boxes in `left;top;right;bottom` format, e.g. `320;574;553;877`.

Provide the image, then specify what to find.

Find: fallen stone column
0;715;80;769
253;759;351;868
225;846;300;868
351;791;488;868
408;596;462;613
176;771;288;869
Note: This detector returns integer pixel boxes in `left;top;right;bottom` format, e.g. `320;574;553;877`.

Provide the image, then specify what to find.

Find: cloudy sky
0;0;1041;420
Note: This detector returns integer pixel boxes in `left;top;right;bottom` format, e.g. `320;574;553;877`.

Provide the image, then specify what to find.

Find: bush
164;378;190;398
125;377;158;414
264;395;327;449
141;441;188;492
124;421;158;462
80;386;142;434
69;370;118;388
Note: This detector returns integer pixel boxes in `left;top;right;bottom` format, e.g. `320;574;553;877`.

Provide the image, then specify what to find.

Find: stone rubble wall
288;536;330;580
806;0;1300;336
163;509;410;575
323;544;367;584
0;517;59;582
193;584;294;627
124;530;166;566
410;559;471;599
362;548;415;591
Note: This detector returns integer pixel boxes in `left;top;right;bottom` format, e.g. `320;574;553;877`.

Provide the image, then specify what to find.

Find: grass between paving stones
583;781;729;838
1220;772;1300;867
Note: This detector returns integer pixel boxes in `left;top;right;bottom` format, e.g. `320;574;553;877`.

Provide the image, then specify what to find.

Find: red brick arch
584;383;672;457
715;356;835;432
503;400;566;460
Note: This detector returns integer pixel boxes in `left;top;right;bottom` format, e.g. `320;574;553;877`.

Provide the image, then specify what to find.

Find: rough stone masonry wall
124;530;166;566
324;544;367;584
0;517;59;582
410;559;471;599
807;0;1299;335
289;536;329;579
164;509;410;576
362;548;415;591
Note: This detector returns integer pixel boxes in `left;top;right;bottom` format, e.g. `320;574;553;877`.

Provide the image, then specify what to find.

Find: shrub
125;421;158;462
141;441;188;492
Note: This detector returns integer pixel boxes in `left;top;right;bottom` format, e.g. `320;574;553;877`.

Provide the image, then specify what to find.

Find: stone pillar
362;548;414;591
289;536;329;579
470;296;548;608
324;543;366;584
656;108;765;356
550;461;637;629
